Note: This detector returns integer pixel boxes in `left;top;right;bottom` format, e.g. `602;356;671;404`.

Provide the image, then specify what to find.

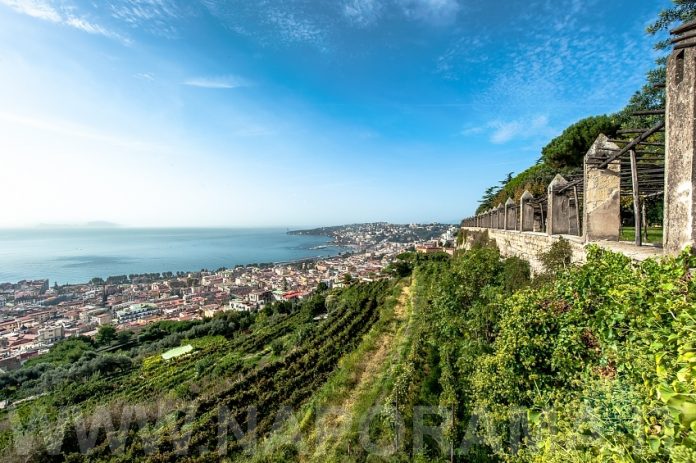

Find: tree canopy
540;115;621;169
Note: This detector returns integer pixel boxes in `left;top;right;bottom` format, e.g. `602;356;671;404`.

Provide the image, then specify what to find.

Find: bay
0;228;341;285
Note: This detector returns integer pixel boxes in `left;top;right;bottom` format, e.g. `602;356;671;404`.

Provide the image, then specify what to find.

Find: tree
541;115;621;168
116;330;132;345
95;325;117;346
647;0;696;51
476;185;501;213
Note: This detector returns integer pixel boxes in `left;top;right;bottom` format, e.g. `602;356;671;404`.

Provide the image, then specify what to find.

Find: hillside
2;240;695;462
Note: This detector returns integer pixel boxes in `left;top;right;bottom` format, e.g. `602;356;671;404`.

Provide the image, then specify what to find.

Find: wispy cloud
0;0;60;22
460;126;484;136
266;8;327;46
107;0;186;38
134;72;155;81
460;115;552;143
183;75;252;89
475;0;650;113
435;34;489;80
343;0;461;26
488;115;553;144
397;0;461;25
343;0;382;27
198;0;461;52
0;0;130;44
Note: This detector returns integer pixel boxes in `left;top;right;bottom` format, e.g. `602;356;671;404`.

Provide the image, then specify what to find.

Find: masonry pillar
548;174;571;235
496;204;504;229
583;134;621;242
504;198;516;230
534;204;544;232
520;190;535;232
665;25;696;254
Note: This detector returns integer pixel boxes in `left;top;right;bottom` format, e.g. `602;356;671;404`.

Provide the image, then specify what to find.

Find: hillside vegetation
256;242;696;463
0;281;400;462
1;241;695;462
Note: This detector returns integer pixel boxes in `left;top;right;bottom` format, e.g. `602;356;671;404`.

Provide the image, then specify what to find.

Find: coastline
0;228;345;286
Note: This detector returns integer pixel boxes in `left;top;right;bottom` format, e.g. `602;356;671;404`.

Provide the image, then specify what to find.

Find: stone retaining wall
460;227;662;274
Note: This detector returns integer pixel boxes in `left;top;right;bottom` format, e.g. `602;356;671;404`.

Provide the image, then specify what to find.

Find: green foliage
24;337;94;368
500;256;531;292
541;115;621;169
0;280;396;462
94;324;117;346
403;241;696;463
538;236;573;273
647;0;696;49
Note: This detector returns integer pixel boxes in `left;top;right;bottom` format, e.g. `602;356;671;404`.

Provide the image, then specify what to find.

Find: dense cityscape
0;223;455;373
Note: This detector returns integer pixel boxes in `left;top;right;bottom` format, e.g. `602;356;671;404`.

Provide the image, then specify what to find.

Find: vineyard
0;280;396;462
2;243;696;462
247;240;696;463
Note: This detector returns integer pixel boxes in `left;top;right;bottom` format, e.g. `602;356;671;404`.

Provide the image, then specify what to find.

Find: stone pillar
583;134;621;242
520;190;535;232
496;204;504;229
665;39;696;254
533;213;542;233
548;174;571;235
504;198;516;230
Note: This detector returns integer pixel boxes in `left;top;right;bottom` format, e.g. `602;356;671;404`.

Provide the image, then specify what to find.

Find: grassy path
303;284;412;461
246;281;413;463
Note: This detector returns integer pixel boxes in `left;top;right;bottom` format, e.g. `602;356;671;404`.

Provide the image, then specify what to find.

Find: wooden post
629;149;642;246
573;185;581;236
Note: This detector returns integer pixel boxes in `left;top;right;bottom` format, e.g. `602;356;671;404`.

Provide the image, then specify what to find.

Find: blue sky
0;0;670;227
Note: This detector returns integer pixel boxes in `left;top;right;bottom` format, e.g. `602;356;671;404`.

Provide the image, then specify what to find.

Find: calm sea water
0;228;342;285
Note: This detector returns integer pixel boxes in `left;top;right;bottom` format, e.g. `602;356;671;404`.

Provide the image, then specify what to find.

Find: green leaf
658;385;678;403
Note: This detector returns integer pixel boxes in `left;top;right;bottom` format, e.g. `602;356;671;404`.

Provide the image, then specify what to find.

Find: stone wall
460;228;585;274
459;227;662;274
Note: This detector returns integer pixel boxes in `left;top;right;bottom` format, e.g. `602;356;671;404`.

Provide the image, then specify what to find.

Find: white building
38;325;64;345
116;303;159;324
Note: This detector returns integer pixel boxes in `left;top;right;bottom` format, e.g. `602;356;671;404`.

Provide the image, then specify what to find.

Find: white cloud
488;115;552;144
460;126;484;136
0;0;60;22
474;0;649;114
134;72;155;81
108;0;184;38
183;75;252;89
266;9;327;46
398;0;460;25
343;0;382;27
0;0;128;43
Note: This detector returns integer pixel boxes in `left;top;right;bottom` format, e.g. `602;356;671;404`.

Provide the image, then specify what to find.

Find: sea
0;228;344;285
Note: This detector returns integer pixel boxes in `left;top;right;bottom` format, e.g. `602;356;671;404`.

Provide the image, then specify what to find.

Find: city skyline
0;0;669;227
